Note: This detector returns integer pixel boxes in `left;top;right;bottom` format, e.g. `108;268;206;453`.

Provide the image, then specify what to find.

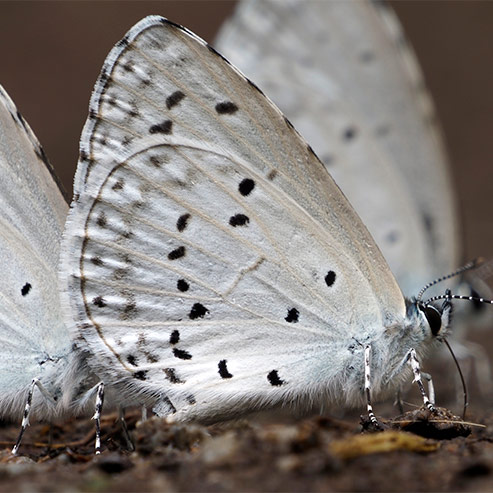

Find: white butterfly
0;84;100;453
57;15;459;428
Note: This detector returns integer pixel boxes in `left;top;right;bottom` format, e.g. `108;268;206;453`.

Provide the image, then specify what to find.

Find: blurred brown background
0;0;491;264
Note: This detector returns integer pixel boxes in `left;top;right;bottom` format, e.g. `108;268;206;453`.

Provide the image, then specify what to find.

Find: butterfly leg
394;387;404;414
364;345;382;428
117;405;135;451
421;372;435;405
406;349;436;412
12;378;56;455
92;382;105;454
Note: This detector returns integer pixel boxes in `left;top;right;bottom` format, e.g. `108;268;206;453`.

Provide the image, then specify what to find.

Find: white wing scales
0;85;84;418
215;0;460;294
61;17;407;419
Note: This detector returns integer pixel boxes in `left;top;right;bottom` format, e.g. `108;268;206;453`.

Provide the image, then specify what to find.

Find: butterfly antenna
443;339;468;419
424;292;493;307
416;258;483;302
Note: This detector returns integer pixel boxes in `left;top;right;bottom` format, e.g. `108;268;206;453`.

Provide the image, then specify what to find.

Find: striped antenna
416;259;482;302
424;292;493;307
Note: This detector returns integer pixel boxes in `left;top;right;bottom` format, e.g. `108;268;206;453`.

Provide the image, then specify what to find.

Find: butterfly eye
419;305;442;336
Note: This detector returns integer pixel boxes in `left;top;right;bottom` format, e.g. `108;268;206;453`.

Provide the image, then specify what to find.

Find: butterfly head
416;295;453;341
412;259;493;341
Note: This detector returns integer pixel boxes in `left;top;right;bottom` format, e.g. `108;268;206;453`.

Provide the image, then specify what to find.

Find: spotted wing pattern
60;17;406;421
215;0;459;294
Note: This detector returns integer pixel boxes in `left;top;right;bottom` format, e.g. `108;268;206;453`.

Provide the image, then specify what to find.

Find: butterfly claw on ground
360;414;389;432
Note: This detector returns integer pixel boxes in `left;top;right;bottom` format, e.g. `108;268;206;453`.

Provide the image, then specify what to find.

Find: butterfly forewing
61;17;406;418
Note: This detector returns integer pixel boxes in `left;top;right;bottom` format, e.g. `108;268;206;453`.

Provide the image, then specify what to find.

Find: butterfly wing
60;17;407;420
215;0;460;294
0;84;73;417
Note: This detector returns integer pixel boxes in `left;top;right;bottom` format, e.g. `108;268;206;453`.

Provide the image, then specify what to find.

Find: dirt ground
1;384;493;493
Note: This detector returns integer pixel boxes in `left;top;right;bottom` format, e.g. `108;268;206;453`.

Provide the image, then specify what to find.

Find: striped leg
92;382;105;454
12;378;56;455
421;372;435;405
364;345;380;426
407;349;436;412
12;379;36;455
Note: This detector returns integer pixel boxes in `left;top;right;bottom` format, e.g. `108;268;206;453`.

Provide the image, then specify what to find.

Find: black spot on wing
168;246;186;260
112;179;124;191
91;256;103;266
239;178;255;196
93;296;106;308
145;353;159;364
267;370;285;386
21;283;31;296
173;348;192;360
166;90;186;109
149;155;162;167
127;355;138;366
149;120;173;134
343;127;357;141
422;213;433;233
325;271;336;287
385;231;400;244
121;136;132;147
177;279;189;292
215;101;238;114
133;371;147;381
189;303;209;320
164;368;184;384
176;213;191;232
285;308;299;323
123;300;137;316
229;214;249;227
218;360;233;379
169;330;180;345
96;212;107;228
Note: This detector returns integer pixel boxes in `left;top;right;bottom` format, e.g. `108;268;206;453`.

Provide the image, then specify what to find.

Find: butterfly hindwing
60;17;407;420
0;85;73;416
